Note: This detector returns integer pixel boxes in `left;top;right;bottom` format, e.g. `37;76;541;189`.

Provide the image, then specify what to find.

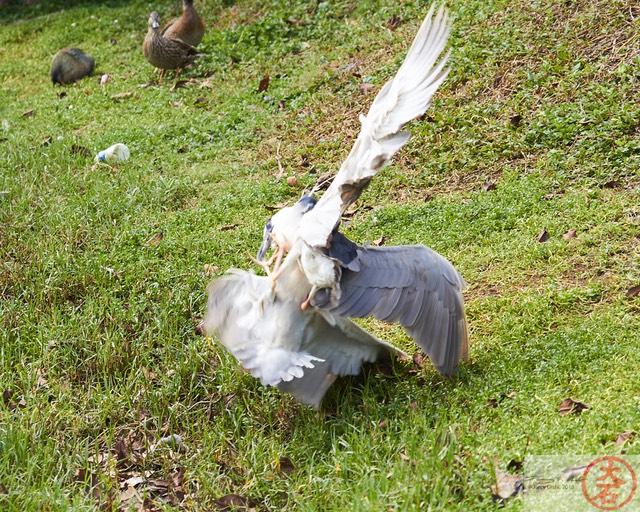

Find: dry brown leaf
218;223;238;231
214;493;259;511
42;135;52;145
22;109;34;117
143;232;163;247
287;17;303;27
378;419;389;428
614;430;636;445
286;176;299;187
485;398;499;408
536;228;549;243
258;74;270;92
110;91;133;100
359;83;375;93
169;80;188;92
278;456;295;474
204;264;219;275
563;228;577;241
195;96;207;104
399;452;416;466
626;284;640;297
71;144;91;157
491;459;524;501
373;235;389;246
482;180;497;192
509;114;523;127
601;180;622;189
387;15;402;31
559;397;590;416
412;351;426;368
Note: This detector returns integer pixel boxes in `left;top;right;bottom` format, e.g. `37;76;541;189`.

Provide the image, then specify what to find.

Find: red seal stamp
581;455;637;510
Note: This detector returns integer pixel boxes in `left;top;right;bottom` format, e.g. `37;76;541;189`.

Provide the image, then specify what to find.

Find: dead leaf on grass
536;228;549;243
195;96;207;104
601;180;622;189
559;397;590;416
387;15;402;30
22;109;34;117
264;201;290;211
412;351;426;368
626;284;640;297
482;180;497;192
278;456;295;474
71;144;91;157
509;114;523;128
373;235;389;246
258;74;270;92
562;228;577;241
399;451;417;466
286;17;303;27
359;83;375;93
485;398;499;408
214;493;260;511
143;232;163;247
614;430;636;445
491;459;524;501
286;176;299;187
169;80;189;92
218;223;238;231
42;135;52;145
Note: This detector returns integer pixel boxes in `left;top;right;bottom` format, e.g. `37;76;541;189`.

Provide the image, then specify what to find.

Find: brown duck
162;0;205;48
143;11;199;77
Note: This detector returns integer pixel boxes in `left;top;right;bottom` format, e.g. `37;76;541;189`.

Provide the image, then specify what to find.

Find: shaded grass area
1;0;639;510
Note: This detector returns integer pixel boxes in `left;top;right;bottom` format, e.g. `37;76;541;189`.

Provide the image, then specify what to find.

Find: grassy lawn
1;0;639;510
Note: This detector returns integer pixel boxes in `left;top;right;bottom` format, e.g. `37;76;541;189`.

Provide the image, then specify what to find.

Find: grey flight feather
326;245;468;376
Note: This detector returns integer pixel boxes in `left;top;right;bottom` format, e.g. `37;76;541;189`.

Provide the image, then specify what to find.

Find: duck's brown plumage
162;0;205;47
142;11;199;72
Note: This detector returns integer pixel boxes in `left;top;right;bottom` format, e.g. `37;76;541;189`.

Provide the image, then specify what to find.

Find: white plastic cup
95;143;130;163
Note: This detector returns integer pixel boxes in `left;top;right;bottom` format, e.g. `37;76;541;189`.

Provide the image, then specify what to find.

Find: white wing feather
298;4;451;248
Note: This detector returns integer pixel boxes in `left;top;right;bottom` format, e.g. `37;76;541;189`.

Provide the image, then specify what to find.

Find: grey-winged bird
203;4;468;407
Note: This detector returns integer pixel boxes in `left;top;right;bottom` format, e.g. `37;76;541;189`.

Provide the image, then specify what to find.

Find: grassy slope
1;0;639;510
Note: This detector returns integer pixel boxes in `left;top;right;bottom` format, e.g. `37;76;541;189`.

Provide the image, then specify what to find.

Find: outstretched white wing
298;4;451;248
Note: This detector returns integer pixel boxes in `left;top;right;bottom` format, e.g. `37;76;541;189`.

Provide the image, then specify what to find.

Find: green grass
1;0;639;510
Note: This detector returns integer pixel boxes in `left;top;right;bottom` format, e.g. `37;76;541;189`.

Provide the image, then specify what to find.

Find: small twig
275;140;285;180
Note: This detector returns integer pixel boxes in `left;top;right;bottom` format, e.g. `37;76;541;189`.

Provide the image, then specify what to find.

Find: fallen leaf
373;235;389;246
22;109;34;117
100;74;110;85
410;400;418;410
387;15;401;31
143;232;163;247
614;431;636;445
509;114;522;127
278;99;286;110
412;351;426;368
559;397;590;416
218;223;238;231
536;228;549;243
492;460;524;501
601;180;622;189
562;228;577;241
482;180;496;192
2;389;13;405
199;78;214;89
169;80;188;92
194;96;207;104
560;465;588;481
286;176;299;187
399;452;416;466
359;83;375;93
71;144;91;157
506;391;517;399
278;456;295;474
264;201;290;212
378;419;389;428
171;101;184;109
258;74;270;92
110;91;133;100
626;284;640;297
286;17;303;27
204;264;219;275
485;398;499;408
42;135;52;145
214;494;259;511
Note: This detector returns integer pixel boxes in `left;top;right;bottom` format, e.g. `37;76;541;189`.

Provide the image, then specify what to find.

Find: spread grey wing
328;245;468;376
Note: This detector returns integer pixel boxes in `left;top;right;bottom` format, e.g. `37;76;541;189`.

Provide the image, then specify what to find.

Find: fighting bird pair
203;4;468;407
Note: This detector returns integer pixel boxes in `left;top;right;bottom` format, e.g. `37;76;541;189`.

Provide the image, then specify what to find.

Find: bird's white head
257;195;317;260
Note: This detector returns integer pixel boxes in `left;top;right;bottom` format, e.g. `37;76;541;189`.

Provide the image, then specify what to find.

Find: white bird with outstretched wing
203;4;467;407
